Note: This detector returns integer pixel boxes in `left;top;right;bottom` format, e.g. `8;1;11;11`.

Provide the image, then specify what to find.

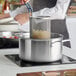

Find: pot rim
18;33;63;42
30;16;51;20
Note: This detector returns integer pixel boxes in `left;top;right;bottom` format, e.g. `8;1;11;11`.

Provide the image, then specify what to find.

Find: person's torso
29;0;57;11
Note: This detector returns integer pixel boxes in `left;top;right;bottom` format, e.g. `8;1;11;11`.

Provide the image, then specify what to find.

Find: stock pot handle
51;39;70;45
62;39;70;43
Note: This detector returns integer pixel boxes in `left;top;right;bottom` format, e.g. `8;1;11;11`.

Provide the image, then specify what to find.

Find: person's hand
14;13;29;25
0;13;10;19
23;0;30;3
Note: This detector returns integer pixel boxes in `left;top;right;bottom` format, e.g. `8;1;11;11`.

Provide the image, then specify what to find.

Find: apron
32;0;57;11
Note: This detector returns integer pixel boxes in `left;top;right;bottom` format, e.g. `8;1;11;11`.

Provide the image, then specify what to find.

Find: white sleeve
33;0;71;19
9;5;28;18
18;21;30;32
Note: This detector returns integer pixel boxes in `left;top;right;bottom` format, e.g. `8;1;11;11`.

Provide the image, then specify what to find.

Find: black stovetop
5;54;76;67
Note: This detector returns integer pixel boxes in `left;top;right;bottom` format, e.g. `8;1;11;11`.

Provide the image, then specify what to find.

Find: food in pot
64;71;76;76
32;30;50;39
42;72;60;76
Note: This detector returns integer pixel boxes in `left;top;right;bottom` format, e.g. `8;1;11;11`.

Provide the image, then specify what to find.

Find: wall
66;16;76;50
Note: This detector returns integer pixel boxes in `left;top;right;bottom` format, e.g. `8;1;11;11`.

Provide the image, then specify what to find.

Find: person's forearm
0;13;10;19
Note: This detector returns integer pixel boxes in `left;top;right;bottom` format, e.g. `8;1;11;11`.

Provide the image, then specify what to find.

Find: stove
5;54;76;67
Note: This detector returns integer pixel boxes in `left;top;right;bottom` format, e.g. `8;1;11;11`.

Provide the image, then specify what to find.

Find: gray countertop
0;46;76;76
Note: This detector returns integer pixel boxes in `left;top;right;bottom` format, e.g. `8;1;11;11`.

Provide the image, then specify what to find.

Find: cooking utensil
17;33;63;62
30;16;51;39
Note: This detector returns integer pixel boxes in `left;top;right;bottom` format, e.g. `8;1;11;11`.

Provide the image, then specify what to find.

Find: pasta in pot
32;30;51;39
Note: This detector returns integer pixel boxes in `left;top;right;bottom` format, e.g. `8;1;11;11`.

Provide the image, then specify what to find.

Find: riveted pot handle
51;39;70;45
62;39;70;43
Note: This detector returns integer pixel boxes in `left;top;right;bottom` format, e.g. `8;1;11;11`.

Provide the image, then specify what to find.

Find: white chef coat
9;0;71;32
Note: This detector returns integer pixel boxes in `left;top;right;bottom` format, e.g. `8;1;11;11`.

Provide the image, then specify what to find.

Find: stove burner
5;54;76;67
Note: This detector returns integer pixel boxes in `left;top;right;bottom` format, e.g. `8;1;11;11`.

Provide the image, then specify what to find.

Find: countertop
0;46;76;76
0;17;76;76
0;18;19;32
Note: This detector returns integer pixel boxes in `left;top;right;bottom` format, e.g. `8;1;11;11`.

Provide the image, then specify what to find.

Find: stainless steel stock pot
16;33;63;62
